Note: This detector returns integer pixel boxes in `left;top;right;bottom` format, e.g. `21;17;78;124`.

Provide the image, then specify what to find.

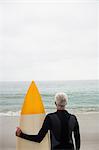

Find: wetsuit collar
57;110;68;113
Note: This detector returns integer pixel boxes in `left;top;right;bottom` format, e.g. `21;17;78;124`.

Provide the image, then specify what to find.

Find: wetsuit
19;110;80;150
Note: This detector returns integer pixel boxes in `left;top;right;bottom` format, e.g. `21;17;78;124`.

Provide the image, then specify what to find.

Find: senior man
16;92;80;150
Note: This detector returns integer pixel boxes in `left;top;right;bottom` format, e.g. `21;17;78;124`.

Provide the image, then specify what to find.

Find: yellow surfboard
16;81;50;150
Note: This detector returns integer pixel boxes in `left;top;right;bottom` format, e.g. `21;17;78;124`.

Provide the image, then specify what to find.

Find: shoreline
0;109;99;116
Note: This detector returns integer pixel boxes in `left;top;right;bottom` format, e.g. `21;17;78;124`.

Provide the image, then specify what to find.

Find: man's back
48;110;80;150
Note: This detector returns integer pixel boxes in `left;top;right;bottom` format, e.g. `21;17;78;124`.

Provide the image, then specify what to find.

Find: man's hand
16;127;22;137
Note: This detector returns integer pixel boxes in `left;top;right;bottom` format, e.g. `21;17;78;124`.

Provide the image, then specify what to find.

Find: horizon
0;79;98;82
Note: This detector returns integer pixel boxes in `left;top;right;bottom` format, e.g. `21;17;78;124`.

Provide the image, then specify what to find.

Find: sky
0;0;98;81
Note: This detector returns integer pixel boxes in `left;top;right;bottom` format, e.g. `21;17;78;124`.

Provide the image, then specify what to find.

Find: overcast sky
0;0;98;81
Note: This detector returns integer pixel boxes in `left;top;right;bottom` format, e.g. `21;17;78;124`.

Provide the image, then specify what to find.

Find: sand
0;112;99;150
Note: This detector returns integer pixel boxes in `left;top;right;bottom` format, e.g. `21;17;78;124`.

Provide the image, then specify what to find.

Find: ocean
0;80;99;116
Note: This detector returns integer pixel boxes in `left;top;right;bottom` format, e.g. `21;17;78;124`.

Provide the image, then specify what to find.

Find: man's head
55;92;68;110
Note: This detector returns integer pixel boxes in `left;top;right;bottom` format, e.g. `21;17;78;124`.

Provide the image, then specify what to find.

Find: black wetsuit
19;110;80;150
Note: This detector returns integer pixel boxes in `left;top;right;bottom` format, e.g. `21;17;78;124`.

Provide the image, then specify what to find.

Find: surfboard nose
21;81;45;115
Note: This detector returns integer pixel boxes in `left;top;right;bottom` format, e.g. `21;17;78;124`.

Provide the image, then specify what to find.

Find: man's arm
74;116;80;150
18;115;50;143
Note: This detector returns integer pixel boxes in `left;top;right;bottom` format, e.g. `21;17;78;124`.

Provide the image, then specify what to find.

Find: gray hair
55;92;68;107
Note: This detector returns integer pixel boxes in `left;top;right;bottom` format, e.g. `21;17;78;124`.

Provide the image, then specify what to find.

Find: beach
0;112;99;150
0;80;99;149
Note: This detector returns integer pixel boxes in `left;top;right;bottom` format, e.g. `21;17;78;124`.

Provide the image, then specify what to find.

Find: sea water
0;80;99;116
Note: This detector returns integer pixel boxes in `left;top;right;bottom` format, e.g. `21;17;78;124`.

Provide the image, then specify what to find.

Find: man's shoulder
70;113;76;118
66;111;77;122
46;112;57;117
46;112;58;120
69;113;78;123
45;112;57;122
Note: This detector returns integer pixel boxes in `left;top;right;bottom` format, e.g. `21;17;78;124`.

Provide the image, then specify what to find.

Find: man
16;92;80;150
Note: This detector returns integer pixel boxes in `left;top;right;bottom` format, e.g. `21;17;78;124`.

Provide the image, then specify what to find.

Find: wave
0;107;99;116
0;94;25;99
0;111;21;116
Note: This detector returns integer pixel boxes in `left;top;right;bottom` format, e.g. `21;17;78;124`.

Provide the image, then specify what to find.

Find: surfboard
16;81;50;150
